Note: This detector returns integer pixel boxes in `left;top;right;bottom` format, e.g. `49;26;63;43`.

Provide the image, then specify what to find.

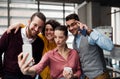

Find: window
111;7;120;45
0;0;77;48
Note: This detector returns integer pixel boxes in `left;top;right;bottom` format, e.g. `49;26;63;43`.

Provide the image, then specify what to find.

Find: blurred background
0;0;120;78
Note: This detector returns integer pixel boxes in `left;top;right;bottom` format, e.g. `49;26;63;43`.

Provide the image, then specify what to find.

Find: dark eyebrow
66;25;70;28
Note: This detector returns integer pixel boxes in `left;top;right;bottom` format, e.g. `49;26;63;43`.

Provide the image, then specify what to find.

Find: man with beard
0;12;46;79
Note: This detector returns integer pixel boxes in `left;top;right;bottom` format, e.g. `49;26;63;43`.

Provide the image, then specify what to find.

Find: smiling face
66;19;79;36
45;24;54;41
27;16;44;38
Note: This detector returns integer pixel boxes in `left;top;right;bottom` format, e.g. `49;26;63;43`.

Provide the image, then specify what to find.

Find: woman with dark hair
38;19;60;79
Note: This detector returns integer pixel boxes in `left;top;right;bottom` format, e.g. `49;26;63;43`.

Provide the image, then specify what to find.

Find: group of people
0;12;114;79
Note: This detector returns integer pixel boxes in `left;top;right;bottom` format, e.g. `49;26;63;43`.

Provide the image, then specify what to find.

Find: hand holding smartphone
22;44;33;66
64;67;73;74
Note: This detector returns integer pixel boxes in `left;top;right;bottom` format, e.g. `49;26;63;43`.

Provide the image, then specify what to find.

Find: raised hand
7;23;24;34
18;52;33;75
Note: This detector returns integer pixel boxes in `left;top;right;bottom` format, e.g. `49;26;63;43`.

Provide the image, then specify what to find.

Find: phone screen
22;44;33;66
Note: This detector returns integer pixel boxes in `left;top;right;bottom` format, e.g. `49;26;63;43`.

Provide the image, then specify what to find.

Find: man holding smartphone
0;12;46;79
65;13;114;79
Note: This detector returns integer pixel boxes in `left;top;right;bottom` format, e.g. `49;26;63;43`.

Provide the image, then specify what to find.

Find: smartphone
22;44;33;66
78;28;87;36
64;67;73;74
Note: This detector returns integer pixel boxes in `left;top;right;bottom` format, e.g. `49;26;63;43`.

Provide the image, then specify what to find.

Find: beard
27;26;37;39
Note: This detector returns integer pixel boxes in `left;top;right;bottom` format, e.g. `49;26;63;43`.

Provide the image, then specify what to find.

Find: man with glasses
65;13;114;79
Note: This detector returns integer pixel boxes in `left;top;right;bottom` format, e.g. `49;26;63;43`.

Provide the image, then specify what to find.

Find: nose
69;26;73;31
35;26;40;32
47;30;51;34
35;26;38;31
55;37;59;43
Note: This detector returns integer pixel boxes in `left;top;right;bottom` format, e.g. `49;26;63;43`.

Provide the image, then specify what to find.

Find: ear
28;20;31;25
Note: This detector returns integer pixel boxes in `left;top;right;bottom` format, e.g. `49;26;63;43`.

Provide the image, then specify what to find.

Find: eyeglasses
67;21;77;28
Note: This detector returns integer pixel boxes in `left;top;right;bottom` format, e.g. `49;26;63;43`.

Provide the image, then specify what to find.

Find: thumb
14;26;19;33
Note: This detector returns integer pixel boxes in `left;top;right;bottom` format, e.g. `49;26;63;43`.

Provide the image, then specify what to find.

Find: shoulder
46;48;58;55
38;33;48;45
43;50;54;57
70;49;77;52
33;37;44;49
69;49;80;59
38;33;44;40
46;50;54;54
36;35;44;42
69;49;78;55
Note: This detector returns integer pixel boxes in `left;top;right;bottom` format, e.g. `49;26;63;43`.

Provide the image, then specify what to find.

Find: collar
75;33;81;39
21;27;35;44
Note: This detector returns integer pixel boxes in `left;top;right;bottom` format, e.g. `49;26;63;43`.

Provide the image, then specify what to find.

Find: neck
57;44;68;54
26;26;36;39
57;44;70;60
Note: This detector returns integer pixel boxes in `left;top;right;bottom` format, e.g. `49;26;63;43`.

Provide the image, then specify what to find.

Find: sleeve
88;29;114;51
0;31;9;77
38;33;45;41
33;52;50;74
20;23;25;28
